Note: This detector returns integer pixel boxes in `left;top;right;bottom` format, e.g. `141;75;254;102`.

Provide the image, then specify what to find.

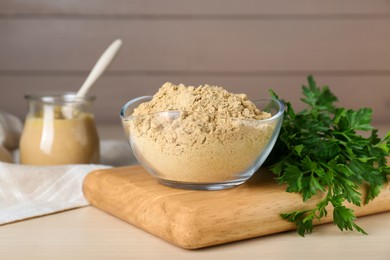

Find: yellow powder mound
128;82;275;183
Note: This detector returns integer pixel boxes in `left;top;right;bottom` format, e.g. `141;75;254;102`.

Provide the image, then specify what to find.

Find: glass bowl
120;96;284;190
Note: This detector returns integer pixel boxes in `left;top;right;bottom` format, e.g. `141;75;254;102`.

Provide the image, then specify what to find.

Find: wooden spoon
63;39;123;118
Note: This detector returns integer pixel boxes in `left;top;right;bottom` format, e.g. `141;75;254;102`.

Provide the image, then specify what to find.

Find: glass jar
19;92;100;165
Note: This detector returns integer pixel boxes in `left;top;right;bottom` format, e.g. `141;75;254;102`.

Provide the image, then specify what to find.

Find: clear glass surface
19;92;100;165
121;96;284;190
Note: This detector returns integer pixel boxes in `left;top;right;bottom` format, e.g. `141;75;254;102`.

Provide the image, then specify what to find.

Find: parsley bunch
269;75;390;236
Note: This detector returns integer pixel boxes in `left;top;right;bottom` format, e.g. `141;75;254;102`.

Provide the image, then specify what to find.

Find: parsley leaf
269;75;390;236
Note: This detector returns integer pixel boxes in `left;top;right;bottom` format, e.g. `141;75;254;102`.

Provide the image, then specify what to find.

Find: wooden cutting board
83;165;390;249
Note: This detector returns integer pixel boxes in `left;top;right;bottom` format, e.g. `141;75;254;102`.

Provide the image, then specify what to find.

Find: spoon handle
76;39;123;98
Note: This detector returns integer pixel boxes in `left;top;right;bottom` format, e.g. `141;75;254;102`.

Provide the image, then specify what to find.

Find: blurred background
0;0;389;128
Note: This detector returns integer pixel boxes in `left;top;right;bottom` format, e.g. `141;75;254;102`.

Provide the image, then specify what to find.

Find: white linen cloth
0;110;136;225
0;110;22;163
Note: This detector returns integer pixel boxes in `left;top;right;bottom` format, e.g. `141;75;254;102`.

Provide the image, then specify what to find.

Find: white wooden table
0;207;389;260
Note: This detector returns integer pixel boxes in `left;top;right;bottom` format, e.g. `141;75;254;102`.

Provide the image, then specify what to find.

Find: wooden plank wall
0;0;389;126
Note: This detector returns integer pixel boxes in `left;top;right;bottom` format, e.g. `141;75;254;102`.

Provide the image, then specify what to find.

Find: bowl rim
120;95;285;122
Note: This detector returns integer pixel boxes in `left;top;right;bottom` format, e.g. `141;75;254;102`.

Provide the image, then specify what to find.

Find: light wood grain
1;19;390;72
83;165;390;249
1;1;389;125
1;75;389;124
1;0;390;16
1;206;390;259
